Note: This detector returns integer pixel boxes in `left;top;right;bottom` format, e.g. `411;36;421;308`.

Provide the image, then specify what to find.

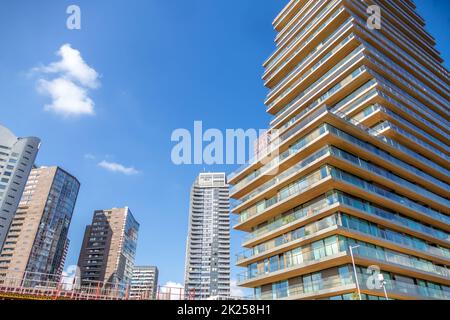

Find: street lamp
377;273;389;300
349;244;362;300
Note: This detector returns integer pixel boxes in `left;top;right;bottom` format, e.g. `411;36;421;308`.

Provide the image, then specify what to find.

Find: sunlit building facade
0;167;80;285
77;207;139;289
0;125;40;252
129;266;159;300
229;0;450;300
184;173;231;299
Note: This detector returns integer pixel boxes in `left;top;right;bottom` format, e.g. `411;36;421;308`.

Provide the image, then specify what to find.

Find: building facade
229;0;450;300
129;266;159;300
77;207;139;289
0;167;80;285
184;173;231;299
0;125;40;252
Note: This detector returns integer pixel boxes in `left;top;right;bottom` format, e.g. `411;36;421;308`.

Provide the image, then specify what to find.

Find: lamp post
349;244;362;300
378;273;389;300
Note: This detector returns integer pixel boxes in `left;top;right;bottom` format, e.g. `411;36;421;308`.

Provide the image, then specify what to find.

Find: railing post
124;284;130;300
95;282;101;300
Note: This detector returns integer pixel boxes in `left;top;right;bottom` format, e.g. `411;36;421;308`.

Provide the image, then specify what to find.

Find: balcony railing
237;240;449;284
252;272;450;300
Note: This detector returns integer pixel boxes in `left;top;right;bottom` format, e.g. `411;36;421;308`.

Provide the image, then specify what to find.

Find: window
312;240;325;260
324;237;339;256
272;281;289;299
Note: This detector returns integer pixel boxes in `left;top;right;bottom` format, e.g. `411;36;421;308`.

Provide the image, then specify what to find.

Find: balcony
237;239;449;287
253;272;450;300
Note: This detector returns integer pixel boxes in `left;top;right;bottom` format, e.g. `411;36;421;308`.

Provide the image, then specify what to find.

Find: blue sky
0;0;448;291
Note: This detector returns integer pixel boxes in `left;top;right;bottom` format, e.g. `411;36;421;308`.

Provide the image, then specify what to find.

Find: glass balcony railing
230;122;328;195
242;190;449;246
365;54;449;118
237;200;449;264
330;166;450;225
359;36;449;111
266;0;340;70
268;22;353;96
327;125;450;193
372;121;450;163
253;272;450;300
235;146;331;207
356;91;450;144
267;34;355;107
238;167;329;224
243;194;337;243
354;104;450;154
232;119;449;207
273;0;303;33
333;111;450;181
273;62;367;129
329;146;450;209
351;1;448;78
335;191;450;243
238;237;449;283
255;273;354;300
276;0;323;47
329;79;378;114
237;213;340;262
234;141;449;217
374;76;449;134
347;239;450;279
271;47;365;117
238;237;342;282
351;16;448;91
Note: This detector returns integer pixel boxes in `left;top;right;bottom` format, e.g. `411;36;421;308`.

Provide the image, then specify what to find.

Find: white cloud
84;153;96;160
38;78;94;116
33;43;100;117
98;160;140;175
159;282;185;300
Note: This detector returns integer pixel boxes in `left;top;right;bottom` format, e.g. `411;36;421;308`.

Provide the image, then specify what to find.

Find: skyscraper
229;0;450;300
129;266;159;300
184;173;231;299
0;167;80;285
77;207;139;289
0;124;40;251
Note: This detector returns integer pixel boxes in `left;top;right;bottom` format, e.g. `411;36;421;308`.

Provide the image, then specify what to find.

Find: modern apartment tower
184;173;231;299
229;0;450;300
0;124;40;251
0;167;80;285
77;207;139;289
129;266;159;300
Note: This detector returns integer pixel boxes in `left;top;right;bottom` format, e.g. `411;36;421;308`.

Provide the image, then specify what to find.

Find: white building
129;266;159;300
184;173;230;299
0;124;40;251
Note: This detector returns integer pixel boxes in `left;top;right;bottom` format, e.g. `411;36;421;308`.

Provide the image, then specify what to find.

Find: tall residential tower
184;173;231;299
0;167;80;285
77;207;139;289
0;125;40;251
229;0;450;300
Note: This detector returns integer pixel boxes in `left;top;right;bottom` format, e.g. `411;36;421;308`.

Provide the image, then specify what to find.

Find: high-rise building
0;167;80;285
129;266;159;300
77;207;139;289
184;173;231;299
0;124;40;251
57;239;70;277
229;0;450;300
